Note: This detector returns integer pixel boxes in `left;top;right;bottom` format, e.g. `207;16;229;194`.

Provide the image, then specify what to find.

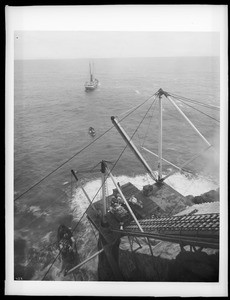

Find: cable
21;88;218;278
14;125;114;202
41;95;158;275
42;89;219;278
136;97;157;148
142;97;157;147
41;239;67;280
167;91;220;111
72;97;156;234
88;219;99;241
71;171;73;199
14;91;157;202
118;91;157;118
170;96;220;123
165;173;196;217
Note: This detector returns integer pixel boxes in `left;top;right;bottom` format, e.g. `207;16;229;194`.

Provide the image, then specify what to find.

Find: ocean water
14;57;220;280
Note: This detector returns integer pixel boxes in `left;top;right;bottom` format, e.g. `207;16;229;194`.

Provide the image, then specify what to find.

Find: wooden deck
86;181;219;249
87;181;189;236
109;181;188;218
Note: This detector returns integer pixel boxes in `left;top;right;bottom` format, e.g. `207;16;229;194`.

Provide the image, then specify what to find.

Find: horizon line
14;55;220;61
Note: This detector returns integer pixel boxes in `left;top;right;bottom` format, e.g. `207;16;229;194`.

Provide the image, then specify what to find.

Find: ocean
14;57;220;280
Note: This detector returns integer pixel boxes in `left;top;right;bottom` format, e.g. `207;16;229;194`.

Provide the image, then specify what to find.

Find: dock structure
86;180;219;251
82;173;219;279
70;89;220;279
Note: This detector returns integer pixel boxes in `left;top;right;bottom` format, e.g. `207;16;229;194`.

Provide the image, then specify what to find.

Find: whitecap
71;171;218;214
28;205;49;217
164;172;218;196
41;231;53;243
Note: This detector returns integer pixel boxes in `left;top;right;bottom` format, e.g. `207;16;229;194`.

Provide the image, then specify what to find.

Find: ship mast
157;91;163;181
89;62;93;82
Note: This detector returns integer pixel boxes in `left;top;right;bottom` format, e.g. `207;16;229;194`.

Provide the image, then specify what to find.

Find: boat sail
84;62;99;91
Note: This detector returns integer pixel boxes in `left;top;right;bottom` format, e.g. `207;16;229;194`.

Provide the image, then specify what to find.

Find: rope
39;95;158;279
170;96;220;123
88;219;99;241
41;240;67;280
142;97;157;147
14;126;114;202
19;161;103;254
17;88;218;278
39;140;133;279
118;91;157;118
71;171;73;199
35;164;108;265
167;92;220;111
14;91;157;203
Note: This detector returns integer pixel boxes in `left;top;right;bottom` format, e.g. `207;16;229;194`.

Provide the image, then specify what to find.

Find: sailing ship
84;62;99;91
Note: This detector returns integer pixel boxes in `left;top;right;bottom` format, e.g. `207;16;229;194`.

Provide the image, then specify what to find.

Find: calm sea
14;57;220;280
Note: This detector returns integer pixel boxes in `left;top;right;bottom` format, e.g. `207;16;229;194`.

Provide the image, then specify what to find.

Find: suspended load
88;126;96;137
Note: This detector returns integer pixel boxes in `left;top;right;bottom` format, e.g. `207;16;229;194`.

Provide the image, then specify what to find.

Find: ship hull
85;85;98;91
85;79;99;91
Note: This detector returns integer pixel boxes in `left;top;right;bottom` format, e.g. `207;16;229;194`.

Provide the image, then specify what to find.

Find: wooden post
71;170;97;212
106;165;144;233
158;93;163;181
111;116;157;182
65;249;104;275
166;95;211;147
101;161;107;223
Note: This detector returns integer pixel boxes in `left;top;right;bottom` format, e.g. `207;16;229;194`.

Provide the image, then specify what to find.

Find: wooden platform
86;181;189;235
86;201;121;245
110;181;188;218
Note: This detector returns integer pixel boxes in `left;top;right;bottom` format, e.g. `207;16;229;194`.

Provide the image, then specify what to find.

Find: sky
14;31;220;60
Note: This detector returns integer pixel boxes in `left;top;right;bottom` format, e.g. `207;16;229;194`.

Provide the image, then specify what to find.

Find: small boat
85;62;99;91
88;126;96;137
57;224;79;276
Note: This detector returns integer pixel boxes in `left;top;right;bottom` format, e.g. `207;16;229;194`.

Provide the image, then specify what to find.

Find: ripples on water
14;57;220;280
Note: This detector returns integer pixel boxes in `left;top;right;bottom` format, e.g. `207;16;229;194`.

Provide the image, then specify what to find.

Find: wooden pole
66;249;104;275
141;146;182;171
158;94;163;180
71;170;97;212
162;145;212;181
167;95;211;147
101;161;107;223
111;116;157;182
106;166;144;233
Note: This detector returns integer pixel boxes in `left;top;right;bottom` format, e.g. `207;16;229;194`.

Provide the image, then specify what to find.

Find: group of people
108;187;143;220
57;224;78;275
109;193;129;219
88;127;96;137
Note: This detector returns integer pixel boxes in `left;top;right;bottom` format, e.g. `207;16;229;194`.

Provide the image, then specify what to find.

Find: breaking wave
70;171;218;217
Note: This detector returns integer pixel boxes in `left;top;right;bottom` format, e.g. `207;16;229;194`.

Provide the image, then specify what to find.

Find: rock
187;189;219;205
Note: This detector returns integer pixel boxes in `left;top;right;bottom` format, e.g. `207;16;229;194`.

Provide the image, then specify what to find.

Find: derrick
22;88;219;281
